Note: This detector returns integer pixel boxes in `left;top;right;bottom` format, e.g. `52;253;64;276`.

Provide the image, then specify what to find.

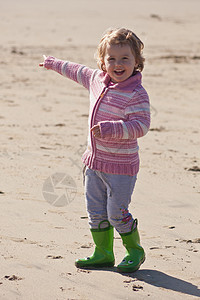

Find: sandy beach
0;0;200;299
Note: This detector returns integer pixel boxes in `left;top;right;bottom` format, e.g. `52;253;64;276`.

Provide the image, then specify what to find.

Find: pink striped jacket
44;57;150;176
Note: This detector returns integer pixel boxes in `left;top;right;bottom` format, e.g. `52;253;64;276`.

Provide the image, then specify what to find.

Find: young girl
39;28;150;273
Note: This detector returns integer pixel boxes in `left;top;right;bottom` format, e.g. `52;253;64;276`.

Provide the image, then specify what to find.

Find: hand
39;55;47;67
91;124;101;138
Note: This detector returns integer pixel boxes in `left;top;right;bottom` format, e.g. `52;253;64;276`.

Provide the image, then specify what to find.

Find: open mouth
114;70;125;76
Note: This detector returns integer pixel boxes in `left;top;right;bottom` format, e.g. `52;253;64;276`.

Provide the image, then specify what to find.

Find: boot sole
117;256;145;273
75;261;115;269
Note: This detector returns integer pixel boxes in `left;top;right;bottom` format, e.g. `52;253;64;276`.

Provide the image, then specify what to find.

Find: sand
0;0;200;299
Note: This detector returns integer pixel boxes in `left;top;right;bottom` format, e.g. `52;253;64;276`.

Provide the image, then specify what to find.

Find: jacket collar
101;71;142;92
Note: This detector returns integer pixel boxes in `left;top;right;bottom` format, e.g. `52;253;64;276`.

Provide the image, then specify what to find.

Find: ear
102;62;106;72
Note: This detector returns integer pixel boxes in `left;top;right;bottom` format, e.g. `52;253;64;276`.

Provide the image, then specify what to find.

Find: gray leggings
85;167;137;234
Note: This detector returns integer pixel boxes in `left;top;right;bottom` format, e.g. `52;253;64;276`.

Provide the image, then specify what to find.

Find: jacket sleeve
99;88;150;140
44;56;95;90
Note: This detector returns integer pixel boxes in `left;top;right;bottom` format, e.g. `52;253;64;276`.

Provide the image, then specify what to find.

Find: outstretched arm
39;55;95;90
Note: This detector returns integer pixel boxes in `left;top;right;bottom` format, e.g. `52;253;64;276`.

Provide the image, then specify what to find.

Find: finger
43;55;47;60
91;124;99;131
92;129;99;135
92;130;97;136
90;126;96;132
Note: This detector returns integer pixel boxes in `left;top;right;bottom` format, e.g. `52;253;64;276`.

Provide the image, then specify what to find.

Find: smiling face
103;43;138;83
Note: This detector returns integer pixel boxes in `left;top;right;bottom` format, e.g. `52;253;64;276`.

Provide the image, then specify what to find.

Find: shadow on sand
77;266;200;297
120;269;200;298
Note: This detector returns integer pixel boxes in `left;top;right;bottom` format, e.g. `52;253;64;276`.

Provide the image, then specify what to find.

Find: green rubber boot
117;219;145;273
75;221;115;268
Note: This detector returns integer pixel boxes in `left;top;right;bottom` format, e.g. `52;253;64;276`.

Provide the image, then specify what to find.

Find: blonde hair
96;28;145;72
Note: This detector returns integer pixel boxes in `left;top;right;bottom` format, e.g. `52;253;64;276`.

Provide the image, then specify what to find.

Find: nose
115;59;122;67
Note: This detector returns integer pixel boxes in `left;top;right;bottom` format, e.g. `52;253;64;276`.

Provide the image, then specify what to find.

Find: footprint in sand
4;275;23;281
46;255;63;259
187;166;200;172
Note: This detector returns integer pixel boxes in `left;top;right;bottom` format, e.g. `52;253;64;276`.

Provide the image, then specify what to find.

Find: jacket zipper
90;87;107;165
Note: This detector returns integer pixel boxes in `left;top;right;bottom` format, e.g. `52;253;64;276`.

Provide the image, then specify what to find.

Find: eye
122;57;128;60
128;260;133;264
108;57;114;61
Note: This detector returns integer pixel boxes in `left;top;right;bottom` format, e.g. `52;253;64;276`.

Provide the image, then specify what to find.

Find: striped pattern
44;56;150;176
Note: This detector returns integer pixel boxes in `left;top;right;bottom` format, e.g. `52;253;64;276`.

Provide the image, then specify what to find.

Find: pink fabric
44;56;150;176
